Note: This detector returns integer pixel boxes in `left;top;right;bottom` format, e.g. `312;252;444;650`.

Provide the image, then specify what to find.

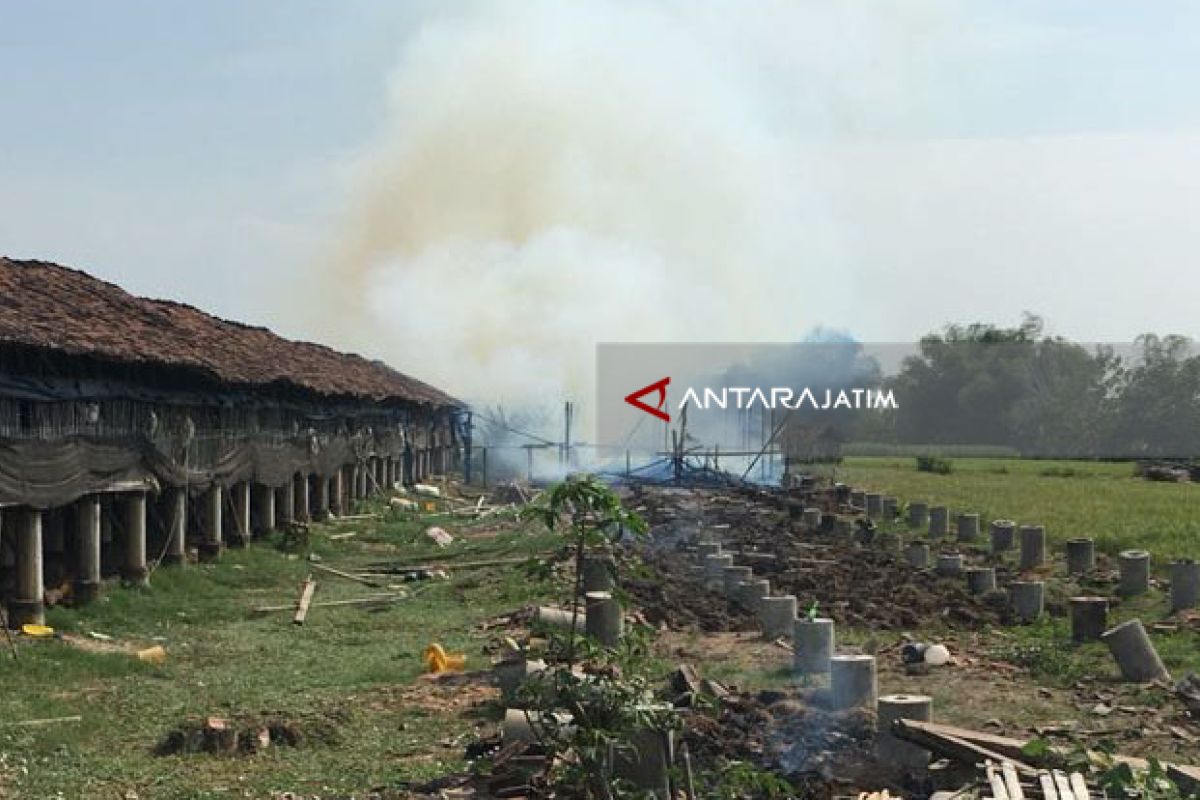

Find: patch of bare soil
623;551;757;633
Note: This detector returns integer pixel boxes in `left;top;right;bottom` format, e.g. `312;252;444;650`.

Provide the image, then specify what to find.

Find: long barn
0;257;464;627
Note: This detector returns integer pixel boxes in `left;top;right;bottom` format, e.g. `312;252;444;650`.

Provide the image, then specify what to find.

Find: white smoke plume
324;0;954;413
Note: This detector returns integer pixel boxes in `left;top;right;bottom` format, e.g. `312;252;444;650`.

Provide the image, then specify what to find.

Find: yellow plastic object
423;642;465;674
136;645;167;665
21;624;54;637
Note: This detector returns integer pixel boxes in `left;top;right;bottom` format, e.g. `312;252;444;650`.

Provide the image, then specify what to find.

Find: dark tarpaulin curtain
0;433;377;509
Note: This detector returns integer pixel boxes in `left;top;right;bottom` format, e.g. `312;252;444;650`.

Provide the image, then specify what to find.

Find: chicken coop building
0;257;464;627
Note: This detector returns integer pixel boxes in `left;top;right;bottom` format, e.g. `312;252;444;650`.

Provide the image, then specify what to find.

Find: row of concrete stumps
1;449;450;629
848;488;1193;683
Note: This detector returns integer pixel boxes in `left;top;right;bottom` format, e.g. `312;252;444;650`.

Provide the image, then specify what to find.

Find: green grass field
0;505;563;799
820;457;1200;560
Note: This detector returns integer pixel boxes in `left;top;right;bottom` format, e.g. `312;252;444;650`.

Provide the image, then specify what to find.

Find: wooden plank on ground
293;576;316;625
311;562;382;587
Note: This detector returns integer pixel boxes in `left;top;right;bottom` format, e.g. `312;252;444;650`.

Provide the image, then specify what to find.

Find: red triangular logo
625;377;671;423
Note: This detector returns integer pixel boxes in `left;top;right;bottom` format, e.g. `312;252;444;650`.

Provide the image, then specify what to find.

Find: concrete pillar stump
831;655;877;710
965;567;996;595
1066;537;1096;575
990;520;1016;553
793;617;834;674
584;591;623;646
908;502;929;528
1170;559;1199;613
722;566;753;598
936;552;963;577
737;578;770;612
865;493;883;518
758;595;797;639
1119;550;1151;597
1102;619;1169;683
877;694;933;769
928;507;949;539
582;554;616;594
1009;580;1045;622
1069;596;1108;642
1018;525;1046;571
956;513;980;542
905;542;930;569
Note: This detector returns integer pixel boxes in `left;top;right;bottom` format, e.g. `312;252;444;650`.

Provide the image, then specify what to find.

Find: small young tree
527;474;647;665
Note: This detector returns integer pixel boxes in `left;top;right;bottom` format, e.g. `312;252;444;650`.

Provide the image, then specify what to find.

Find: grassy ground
820;457;1200;559
0;503;564;799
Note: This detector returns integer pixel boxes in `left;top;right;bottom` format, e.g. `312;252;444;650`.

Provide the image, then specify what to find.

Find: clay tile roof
0;257;461;408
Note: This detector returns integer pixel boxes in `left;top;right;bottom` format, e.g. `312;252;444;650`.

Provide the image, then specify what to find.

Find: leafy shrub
915;456;953;475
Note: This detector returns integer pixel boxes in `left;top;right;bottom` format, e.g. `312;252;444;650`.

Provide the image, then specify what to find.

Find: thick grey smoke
327;1;952;410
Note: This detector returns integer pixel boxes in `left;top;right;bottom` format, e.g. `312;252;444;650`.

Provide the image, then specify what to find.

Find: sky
2;1;1199;403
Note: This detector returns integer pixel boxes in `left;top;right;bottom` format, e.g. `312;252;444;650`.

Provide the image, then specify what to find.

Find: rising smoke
323;1;953;427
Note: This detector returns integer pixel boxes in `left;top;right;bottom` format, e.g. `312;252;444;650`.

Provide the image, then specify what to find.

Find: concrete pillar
965;566;996;595
737;578;770;612
758;595;797;639
956;513;980;542
314;475;330;519
990;520;1016;553
936;552;963;577
253;484;275;536
1009;580;1045;622
703;553;734;589
1066;537;1096;575
908;502;929;528
232;482;251;546
9;509;45;627
881;496;899;519
200;486;222;562
831;655;877;710
1070;596;1108;642
331;468;345;516
582;554;616;593
877;694;933;769
162;488;187;566
279;481;295;526
1018;525;1046;571
793;617;834;674
1102;619;1169;683
928;506;948;538
722;565;753;598
865;493;883;518
1170;559;1200;613
850;490;866;509
876;531;903;555
905;541;930;568
121;493;148;586
294;474;310;521
1119;549;1150;596
75;497;103;601
584;591;622;646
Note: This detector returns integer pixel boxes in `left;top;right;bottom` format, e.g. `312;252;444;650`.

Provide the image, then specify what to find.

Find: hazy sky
2;2;1199;399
